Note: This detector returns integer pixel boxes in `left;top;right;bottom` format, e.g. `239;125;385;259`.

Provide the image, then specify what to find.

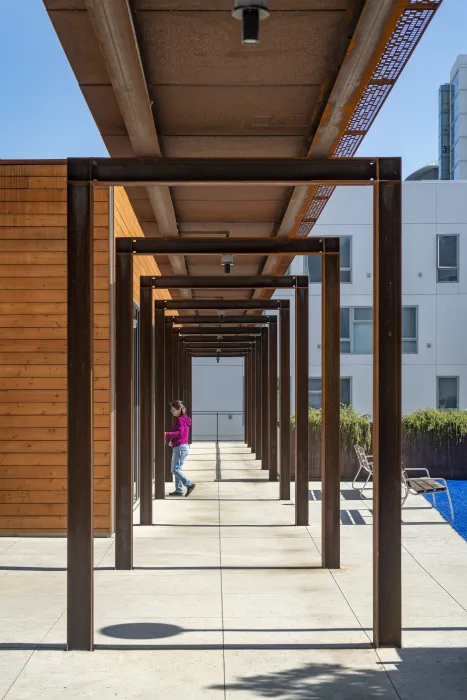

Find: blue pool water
424;480;467;541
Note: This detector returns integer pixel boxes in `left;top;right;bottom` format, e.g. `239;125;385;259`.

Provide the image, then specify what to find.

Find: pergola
67;154;402;654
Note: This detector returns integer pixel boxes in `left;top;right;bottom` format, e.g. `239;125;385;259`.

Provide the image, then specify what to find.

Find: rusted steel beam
178;327;262;336
67;169;94;651
172;316;277;325
158;300;282;311
178;334;259;343
72;157;387;186
190;353;246;357
322;247;340;568
146;276;299;289
373;159;402;649
116;237;337;256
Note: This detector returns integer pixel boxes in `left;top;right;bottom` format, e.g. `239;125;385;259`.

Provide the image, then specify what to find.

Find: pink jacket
165;414;192;447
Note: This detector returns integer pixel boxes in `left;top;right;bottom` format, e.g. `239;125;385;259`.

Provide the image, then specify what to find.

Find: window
308;377;352;409
437;377;459;409
341;307;418;354
308;378;322;409
340;307;372;354
402;307;417;354
437;234;459;282
306;236;352;284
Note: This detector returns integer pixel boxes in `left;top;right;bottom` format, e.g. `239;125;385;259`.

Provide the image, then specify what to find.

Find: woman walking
164;400;196;497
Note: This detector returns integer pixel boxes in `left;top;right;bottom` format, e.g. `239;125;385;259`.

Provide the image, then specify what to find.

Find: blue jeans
171;444;192;493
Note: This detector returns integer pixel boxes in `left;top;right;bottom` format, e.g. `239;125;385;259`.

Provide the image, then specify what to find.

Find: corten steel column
261;328;269;470
268;319;278;482
154;305;165;499
255;338;262;460
322;251;341;568
245;354;250;447
250;350;256;455
173;333;180;399
295;276;309;526
115;252;134;570
140;283;153;526
164;321;174;481
67;167;94;651
187;355;193;444
279;302;291;500
373;162;402;648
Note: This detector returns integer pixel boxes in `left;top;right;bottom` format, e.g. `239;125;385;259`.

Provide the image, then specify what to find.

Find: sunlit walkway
1;443;467;699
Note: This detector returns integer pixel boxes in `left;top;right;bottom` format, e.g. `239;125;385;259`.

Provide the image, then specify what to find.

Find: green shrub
290;405;371;452
403;408;467;444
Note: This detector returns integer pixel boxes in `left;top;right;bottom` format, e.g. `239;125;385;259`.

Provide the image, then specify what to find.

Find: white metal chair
352;445;454;522
402;467;454;522
352;444;373;492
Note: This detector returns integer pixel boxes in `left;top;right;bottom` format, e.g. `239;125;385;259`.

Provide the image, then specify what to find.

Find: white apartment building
192;181;467;437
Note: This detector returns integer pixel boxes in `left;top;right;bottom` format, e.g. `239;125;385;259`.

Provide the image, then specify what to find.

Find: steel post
279;302;291;500
115;253;134;569
373;161;402;648
295;276;309;526
322;251;341;567
268;320;278;482
140;284;153;525
67;169;94;650
154;306;165;499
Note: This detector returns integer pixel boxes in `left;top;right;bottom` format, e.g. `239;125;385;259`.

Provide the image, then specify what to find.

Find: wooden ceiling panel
161;136;306;158
178;222;276;237
174;199;286;223
151;85;320;137
135;11;347;86
133;1;352;12
174;186;285;202
47;10;110;84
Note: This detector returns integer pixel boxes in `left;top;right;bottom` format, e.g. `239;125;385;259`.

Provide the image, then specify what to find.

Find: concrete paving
1;442;467;699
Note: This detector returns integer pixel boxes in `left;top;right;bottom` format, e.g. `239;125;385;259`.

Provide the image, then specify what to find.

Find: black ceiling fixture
232;1;270;45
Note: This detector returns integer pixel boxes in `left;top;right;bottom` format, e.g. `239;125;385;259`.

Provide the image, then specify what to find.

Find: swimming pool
425;480;467;541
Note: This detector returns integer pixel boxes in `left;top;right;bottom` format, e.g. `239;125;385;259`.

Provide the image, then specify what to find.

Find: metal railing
192;411;244;442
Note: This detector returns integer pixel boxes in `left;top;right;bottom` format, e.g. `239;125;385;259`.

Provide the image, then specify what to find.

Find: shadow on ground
207;648;467;699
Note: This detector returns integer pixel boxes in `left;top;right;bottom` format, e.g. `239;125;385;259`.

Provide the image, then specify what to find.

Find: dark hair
170;400;186;414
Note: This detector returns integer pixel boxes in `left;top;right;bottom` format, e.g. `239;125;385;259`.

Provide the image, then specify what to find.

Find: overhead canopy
44;0;441;307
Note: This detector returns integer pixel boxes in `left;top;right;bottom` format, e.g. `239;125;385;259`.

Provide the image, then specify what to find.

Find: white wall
191;357;244;440
197;181;467;418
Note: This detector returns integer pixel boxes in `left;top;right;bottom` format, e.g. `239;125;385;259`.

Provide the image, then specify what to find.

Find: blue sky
0;0;466;177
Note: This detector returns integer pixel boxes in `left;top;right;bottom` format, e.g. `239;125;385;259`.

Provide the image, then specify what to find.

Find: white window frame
340;307;372;355
437;234;459;282
437;376;459;410
304;236;352;284
308;377;352;408
339;236;352;284
402;306;418;355
341;306;418;355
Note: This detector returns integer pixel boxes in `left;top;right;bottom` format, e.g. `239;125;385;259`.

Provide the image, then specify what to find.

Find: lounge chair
352;445;454;522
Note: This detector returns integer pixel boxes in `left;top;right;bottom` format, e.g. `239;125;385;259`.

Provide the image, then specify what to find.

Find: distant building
406;163;439;181
438;55;467;180
196;182;467;423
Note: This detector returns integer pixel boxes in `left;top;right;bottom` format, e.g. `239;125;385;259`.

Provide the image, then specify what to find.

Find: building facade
439;55;467;180
193;181;467;424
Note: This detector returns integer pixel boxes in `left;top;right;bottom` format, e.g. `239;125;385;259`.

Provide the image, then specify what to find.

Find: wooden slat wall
113;187;170;308
0;163;111;535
